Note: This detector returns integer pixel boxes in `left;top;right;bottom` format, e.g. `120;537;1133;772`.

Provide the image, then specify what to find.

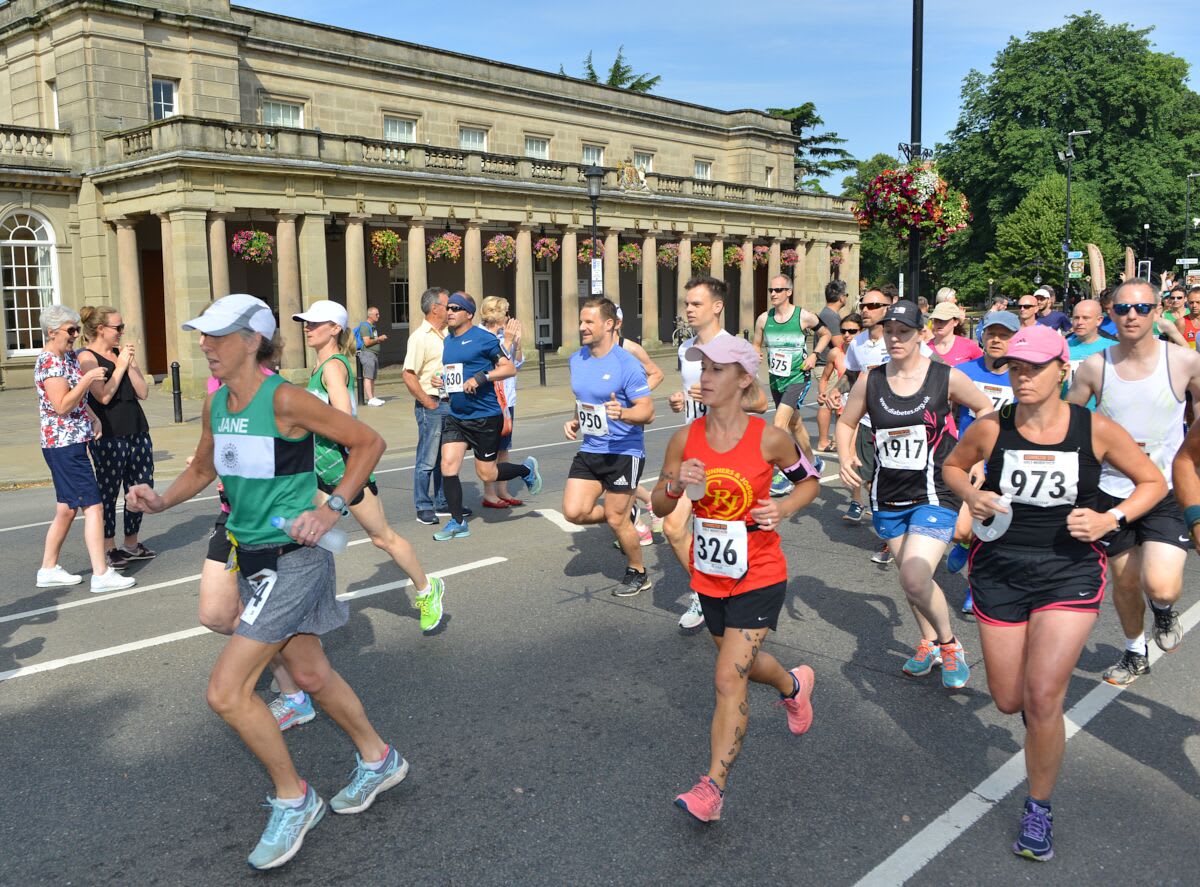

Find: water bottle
686;463;707;501
270;516;348;554
972;494;1012;543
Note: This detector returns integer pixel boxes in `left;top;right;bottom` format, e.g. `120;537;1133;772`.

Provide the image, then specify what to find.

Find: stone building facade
0;0;859;393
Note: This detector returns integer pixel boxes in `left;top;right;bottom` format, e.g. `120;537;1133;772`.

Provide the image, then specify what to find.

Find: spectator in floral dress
33;304;136;593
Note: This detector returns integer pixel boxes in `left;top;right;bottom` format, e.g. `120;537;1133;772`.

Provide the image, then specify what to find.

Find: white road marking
0;556;507;683
852;595;1200;887
0;494;221;534
536;509;585;533
0;573;203;625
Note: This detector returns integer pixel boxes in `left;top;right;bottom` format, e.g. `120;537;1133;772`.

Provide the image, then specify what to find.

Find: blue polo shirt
442;325;504;419
957;357;1016;435
569;344;650;457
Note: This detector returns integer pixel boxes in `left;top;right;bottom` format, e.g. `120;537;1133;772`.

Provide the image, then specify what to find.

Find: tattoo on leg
739;701;748;716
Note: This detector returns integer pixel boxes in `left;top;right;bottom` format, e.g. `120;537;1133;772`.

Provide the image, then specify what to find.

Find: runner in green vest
127;294;407;872
753;273;831;495
295;300;445;633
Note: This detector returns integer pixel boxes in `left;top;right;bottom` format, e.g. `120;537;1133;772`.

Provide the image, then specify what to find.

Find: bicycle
671;315;693;349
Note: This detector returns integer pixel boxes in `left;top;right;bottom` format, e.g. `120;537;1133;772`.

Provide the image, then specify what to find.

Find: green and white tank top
764;305;809;392
306;353;359;486
211;374;316;546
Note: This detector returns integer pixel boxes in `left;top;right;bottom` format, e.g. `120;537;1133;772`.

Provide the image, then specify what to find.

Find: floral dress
34;350;94;449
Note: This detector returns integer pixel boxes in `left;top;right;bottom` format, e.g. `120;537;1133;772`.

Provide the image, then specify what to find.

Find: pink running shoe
675;776;723;823
777;665;815;735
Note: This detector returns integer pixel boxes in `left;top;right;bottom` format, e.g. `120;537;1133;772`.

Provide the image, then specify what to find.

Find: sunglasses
446;306;467;313
841;327;861;335
62;326;80;337
860;302;888;310
767;287;791;294
1017;303;1037;309
303;320;332;328
1113;303;1154;316
104;323;126;333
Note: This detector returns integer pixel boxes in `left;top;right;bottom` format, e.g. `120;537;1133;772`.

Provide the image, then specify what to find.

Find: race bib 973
999;450;1078;508
576;401;610;436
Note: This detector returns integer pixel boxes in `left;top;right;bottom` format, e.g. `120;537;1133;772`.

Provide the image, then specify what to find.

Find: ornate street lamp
584;165;604;295
1185;173;1200;269
1057;129;1091;308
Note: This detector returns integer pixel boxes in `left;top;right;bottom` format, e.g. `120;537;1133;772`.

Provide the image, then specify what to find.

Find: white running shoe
90;568;136;593
36;565;82;587
366;397;385;407
679;593;705;630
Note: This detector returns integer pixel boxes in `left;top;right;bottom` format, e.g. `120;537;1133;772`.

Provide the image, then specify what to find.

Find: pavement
1;399;1198;885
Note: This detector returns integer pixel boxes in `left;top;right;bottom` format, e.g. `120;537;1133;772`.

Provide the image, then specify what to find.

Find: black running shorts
567;451;644;493
699;581;787;637
968;540;1106;625
317;478;380;508
1096;490;1189;557
207;513;232;565
442;414;504;462
770;379;811;411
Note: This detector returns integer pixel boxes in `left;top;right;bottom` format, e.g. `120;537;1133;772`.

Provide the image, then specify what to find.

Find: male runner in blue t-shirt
957;310;1019;435
434;292;541;540
1064;298;1111;410
563;297;655;596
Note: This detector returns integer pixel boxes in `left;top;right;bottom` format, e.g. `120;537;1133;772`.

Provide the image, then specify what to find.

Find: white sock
362;746;390;770
277;785;307;807
1125;634;1148;656
417;583;431;597
286;691;306;704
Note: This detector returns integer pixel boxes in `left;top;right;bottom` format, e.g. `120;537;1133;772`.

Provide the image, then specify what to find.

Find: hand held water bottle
972;494;1012;543
686;463;707;501
270;516;348;554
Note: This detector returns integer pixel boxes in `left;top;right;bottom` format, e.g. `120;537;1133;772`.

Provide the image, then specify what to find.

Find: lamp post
584;165;604;296
1057;129;1091;309
1186;173;1200;268
904;0;926;303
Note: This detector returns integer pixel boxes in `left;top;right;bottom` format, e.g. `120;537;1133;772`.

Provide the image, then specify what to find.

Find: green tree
767;102;857;191
984;174;1121;297
841;153;904;285
938;12;1200;293
559;47;661;93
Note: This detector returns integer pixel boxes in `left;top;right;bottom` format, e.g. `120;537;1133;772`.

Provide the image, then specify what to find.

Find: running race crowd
27;270;1200;870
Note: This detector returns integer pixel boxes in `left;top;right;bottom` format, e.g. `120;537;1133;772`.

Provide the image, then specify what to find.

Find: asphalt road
1;400;1197;886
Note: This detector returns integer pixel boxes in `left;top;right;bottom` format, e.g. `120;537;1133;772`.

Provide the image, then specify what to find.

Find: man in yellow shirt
403;287;452;524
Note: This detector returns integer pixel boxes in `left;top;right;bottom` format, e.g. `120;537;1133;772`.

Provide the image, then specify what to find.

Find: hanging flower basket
533;237;560;262
780;248;800;268
723;245;744;268
578;238;604;263
657;243;679;269
484;234;517;269
618;243;642;272
426;231;463;263
753;245;770;269
690;244;711;271
232;229;274;265
829;248;844;267
369;229;403;269
854;161;971;247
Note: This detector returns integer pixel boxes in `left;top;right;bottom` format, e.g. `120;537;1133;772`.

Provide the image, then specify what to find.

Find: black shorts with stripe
967;539;1106;625
568;451;644;493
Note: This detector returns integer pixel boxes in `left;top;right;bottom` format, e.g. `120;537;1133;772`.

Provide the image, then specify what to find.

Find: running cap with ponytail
685;335;761;376
994;324;1070;366
292;299;349;329
183;293;276;339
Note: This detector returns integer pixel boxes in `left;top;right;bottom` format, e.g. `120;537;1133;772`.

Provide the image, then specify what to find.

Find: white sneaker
366;397;385;407
679;592;705;630
90;568;136;593
36;565;82;587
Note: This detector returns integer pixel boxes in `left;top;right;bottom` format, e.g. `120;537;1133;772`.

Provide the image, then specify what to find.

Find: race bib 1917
876;424;928;471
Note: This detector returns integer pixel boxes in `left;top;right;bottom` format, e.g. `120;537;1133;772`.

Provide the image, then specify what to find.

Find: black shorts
442;414;504;462
855;424;876;492
317;477;379;508
699;581;787;636
770;379;811;411
1097;489;1188;556
968;540;1106;625
568;451;644;492
207;513;232;564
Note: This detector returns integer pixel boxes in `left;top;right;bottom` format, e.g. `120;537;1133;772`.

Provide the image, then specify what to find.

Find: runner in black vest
945;324;1163;863
837;300;993;690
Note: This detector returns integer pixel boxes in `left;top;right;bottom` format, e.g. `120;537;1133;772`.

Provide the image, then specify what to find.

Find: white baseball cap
182;294;276;339
292;299;349;329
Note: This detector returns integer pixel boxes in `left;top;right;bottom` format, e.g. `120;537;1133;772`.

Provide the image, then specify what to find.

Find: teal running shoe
246;784;325;871
523;456;542;495
268;692;316;732
432;519;470;542
902;639;941;677
415;576;445;633
940;640;971;689
331;746;409;814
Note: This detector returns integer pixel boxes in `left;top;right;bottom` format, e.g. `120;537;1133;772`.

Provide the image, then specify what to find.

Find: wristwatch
326;494;347;514
1106;507;1127;529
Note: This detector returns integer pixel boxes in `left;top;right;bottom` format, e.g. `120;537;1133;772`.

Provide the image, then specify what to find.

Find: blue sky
241;1;1198;192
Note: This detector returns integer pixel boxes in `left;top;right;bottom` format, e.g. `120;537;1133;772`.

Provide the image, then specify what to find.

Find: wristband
664;480;684;500
473;371;490;387
1184;505;1200;528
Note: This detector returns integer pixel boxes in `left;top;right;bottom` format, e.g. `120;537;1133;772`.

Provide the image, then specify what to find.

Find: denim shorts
872;504;957;543
42;442;103;508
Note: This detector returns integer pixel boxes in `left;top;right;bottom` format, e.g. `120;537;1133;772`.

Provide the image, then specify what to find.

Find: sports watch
326;494;347;514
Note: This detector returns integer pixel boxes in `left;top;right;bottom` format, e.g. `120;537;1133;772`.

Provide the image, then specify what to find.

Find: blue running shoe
1012;798;1053;861
246;784;325;871
940;640;971;689
330;746;410;814
946;542;970;574
770;470;793;497
902;639;941;677
843;501;865;523
269;693;316;732
523;456;542;495
962;588;975;614
432;518;470;542
812;456;825;475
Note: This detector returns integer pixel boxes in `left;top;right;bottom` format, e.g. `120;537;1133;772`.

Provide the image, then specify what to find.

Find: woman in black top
78;305;155;569
944;325;1163;863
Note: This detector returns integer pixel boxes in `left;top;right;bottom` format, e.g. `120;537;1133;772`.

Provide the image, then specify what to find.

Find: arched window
0;211;59;355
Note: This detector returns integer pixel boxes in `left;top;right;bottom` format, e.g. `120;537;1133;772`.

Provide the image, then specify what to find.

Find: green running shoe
416;576;445;633
246;784;325;871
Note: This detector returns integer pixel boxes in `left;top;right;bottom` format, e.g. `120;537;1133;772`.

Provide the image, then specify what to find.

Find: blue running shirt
442;326;504;419
1064;336;1109;410
569;344;651;456
957;356;1016;435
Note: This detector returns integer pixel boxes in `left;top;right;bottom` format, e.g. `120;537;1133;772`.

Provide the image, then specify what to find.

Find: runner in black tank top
838;301;994;691
945;323;1165;863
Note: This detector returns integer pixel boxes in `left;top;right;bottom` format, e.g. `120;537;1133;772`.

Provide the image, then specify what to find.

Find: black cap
882;300;922;329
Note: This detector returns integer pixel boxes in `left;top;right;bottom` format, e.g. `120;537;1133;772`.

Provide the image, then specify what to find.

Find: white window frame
582;143;605;166
151;78;177;121
693;159;713;181
0;211;60;357
262;99;304;128
524;135;550;160
633;151;654;173
459;126;488;152
389;254;410;330
383;116;416;143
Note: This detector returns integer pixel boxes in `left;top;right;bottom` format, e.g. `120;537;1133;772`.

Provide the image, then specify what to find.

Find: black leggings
89;432;154;540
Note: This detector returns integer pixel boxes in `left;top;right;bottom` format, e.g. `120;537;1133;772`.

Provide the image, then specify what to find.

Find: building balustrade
0;125;71;168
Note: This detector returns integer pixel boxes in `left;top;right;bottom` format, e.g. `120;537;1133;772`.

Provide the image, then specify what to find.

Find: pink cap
995;324;1070;366
684;334;761;376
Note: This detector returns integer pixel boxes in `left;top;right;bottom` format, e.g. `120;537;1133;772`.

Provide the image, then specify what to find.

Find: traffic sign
1177;258;1198;266
1068;258;1085;278
1068;250;1083;259
590;258;603;295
